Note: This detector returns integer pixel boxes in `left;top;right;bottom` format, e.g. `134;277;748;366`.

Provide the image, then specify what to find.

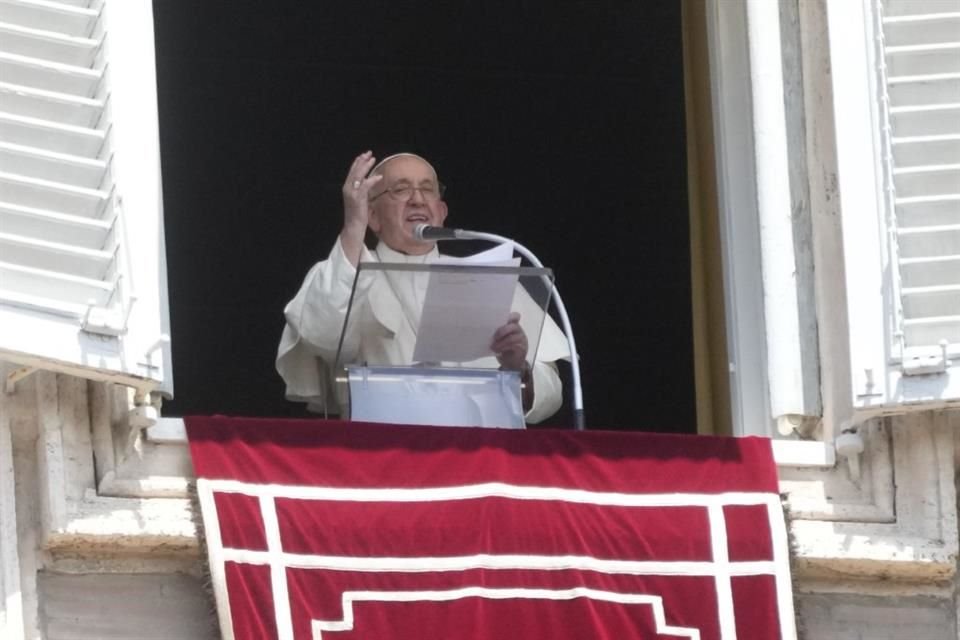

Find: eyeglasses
369;182;446;202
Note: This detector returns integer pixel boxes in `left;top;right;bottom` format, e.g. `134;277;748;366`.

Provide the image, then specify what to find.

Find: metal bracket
902;340;949;377
81;295;136;338
835;426;865;482
128;390;161;429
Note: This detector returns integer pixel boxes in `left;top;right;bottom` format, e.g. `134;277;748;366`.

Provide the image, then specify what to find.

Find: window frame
705;0;960;460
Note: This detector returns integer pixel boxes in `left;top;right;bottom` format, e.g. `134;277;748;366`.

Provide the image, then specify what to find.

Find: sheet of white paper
435;241;515;265
413;247;521;363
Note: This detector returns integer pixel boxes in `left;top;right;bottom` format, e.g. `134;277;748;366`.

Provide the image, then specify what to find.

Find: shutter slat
905;314;960;326
0;289;105;318
903;318;960;349
0;112;104;156
891;101;960;113
900;252;960;264
885;0;960;19
0;82;102;126
44;0;92;8
902;283;960;295
888;73;960;106
0;291;87;318
901;256;960;290
883;15;960;47
0;170;108;216
887;41;960;55
891;105;960;137
0;200;111;248
0;20;100;66
897;200;960;227
892;166;960;197
897;226;960;260
0;260;113;310
898;222;960;233
887;49;960;77
902;291;960;326
0;50;101;96
893;137;960;166
885;11;960;23
0;141;107;187
894;161;960;173
0;1;99;38
892;132;960;143
0;231;113;281
896;193;960;205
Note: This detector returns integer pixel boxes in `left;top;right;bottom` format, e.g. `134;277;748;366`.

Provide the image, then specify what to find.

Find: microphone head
414;225;461;241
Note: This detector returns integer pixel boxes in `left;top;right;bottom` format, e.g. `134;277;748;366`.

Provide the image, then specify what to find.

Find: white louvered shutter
0;0;171;395
870;0;960;407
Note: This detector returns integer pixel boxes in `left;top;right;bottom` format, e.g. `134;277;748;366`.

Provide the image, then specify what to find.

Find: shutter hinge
901;341;950;376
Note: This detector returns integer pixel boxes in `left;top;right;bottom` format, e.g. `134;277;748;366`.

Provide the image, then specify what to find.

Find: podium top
333;261;555;374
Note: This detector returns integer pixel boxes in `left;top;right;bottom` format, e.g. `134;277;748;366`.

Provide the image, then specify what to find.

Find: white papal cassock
276;238;569;424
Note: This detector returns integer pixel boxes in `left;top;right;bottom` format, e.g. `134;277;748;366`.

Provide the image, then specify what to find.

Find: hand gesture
342;151;383;233
339;151;384;264
492;312;529;372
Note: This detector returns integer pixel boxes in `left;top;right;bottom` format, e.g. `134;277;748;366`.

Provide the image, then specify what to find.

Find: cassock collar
374;241;439;264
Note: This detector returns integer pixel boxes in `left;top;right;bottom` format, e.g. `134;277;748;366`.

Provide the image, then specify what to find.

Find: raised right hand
339;151;384;265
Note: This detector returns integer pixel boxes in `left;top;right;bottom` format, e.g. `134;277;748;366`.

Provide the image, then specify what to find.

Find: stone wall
2;364;958;638
0;365;200;639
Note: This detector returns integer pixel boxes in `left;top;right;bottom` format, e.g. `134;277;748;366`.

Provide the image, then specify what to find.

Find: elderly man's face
368;155;448;255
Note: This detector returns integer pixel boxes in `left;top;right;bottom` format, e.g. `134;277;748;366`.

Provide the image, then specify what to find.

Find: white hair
369;152;438;179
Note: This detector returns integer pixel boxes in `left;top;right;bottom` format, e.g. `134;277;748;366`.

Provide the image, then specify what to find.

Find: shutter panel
0;0;171;394
884;0;960;357
861;0;960;406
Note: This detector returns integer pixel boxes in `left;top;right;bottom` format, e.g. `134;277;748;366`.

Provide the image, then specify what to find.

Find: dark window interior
152;0;695;433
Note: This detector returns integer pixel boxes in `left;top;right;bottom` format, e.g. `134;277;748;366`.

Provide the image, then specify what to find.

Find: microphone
413;224;462;241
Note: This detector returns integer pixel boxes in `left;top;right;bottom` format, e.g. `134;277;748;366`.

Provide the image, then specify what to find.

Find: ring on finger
352;179;362;189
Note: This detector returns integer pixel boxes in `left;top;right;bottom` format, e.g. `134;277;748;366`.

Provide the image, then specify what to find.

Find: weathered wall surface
2;363;959;638
38;573;214;640
783;412;959;639
797;593;956;640
1;365;202;639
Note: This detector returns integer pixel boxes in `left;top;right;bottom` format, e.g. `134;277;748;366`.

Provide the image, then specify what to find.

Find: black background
152;0;695;433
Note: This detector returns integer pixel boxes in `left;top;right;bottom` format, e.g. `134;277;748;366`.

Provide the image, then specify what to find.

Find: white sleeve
525;359;563;424
275;237;375;402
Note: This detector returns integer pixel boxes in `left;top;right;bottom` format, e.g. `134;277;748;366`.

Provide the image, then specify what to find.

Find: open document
412;243;520;363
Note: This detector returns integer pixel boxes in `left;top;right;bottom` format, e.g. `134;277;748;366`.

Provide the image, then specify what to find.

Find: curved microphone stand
441;229;585;431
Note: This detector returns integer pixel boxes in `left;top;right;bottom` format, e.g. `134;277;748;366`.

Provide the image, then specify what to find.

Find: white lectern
334;261;554;429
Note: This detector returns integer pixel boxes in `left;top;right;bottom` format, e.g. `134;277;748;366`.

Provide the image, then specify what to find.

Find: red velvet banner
186;417;795;640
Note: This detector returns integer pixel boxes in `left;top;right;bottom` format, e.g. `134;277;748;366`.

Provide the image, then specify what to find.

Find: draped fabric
186;417;795;640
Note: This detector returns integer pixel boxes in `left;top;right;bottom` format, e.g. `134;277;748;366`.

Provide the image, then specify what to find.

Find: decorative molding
10;372;195;560
789;412;957;582
780;419;894;523
45;492;196;554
